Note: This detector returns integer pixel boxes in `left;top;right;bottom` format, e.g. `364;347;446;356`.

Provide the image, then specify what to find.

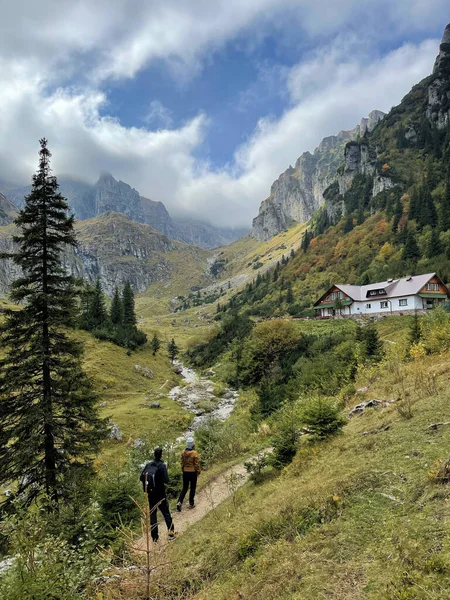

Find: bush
270;403;302;468
0;505;104;600
96;469;142;533
300;396;346;439
195;418;251;468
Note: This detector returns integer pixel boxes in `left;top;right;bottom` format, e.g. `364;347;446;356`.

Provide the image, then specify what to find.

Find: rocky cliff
0;193;18;226
0;211;211;296
251;111;385;240
5;173;247;250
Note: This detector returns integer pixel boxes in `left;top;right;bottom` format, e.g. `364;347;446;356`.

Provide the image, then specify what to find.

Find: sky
0;1;447;227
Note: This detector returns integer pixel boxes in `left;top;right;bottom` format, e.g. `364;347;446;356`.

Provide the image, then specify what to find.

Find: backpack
140;461;159;491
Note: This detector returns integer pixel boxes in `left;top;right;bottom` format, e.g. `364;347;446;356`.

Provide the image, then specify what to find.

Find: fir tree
408;186;420;222
168;338;179;364
110;286;123;325
0;139;106;504
122;280;136;326
343;215;354;233
362;324;383;360
439;177;450;231
286;283;294;304
418;183;437;229
151;332;161;356
87;278;108;330
427;227;442;258
402;227;420;262
408;312;422;346
392;198;403;233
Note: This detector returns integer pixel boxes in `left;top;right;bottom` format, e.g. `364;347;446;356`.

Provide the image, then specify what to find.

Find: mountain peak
433;23;450;74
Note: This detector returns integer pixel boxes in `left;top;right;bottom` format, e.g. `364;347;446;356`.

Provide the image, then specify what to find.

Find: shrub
300;396;346;439
270;403;302;467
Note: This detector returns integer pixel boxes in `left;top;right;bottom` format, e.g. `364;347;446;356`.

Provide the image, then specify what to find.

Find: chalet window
426;283;439;291
380;301;389;309
326;295;331;302
399;299;408;307
365;303;371;309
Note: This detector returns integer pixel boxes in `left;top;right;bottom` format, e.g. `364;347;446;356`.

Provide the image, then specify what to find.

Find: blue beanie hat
186;436;194;449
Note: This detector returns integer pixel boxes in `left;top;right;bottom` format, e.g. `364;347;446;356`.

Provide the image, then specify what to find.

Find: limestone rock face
251;113;385;241
433;23;450;74
338;142;376;195
427;24;450;129
95;173;143;222
5;173;247;250
0;193;18;225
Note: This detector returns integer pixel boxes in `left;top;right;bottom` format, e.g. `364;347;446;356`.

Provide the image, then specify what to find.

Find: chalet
314;273;450;318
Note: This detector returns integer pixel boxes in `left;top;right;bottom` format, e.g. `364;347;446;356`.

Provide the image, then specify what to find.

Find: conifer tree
88;278;108;329
439;177;450;231
427;228;442;258
122;280;137;326
168;338;179;364
151;332;161;356
402;227;420;262
110;286;123;325
286;283;294;304
408;312;422;346
362;324;383;360
343;215;354;233
392;198;403;233
0;139;106;504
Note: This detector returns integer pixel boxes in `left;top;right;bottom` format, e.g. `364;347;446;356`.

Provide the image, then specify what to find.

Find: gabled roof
314;273;449;306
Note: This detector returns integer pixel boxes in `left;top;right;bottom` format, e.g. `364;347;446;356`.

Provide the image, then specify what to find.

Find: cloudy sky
0;1;447;226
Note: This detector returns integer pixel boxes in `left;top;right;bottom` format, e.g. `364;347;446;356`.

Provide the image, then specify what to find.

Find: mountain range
2;173;248;250
1;24;450;304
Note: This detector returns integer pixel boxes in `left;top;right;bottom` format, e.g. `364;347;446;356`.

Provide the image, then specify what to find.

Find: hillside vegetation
130;314;450;600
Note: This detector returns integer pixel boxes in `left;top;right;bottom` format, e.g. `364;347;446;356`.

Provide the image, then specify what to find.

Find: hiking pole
144;472;150;600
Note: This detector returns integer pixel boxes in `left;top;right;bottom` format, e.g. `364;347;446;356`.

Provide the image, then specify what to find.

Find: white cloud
143;101;174;129
0;1;447;227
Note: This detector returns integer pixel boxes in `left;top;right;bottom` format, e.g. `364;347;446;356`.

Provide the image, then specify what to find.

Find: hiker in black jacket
140;447;175;542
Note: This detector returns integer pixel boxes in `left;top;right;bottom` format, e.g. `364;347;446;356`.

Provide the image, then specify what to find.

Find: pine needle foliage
0;139;107;505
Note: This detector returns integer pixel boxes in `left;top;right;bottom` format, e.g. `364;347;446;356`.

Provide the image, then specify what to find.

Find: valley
2;18;450;600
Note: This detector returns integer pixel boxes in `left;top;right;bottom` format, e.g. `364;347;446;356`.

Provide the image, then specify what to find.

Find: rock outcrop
427;23;450;130
94;173;143;222
251;111;385;241
5;173;247;250
0;193;18;225
0;211;211;296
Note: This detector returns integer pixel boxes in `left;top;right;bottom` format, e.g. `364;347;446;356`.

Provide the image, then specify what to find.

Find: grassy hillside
141;316;450;600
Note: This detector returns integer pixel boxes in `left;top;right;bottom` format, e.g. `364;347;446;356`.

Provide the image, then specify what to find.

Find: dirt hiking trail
136;461;250;550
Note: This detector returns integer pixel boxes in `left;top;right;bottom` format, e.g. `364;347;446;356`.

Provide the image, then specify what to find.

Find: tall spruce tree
439;176;450;231
0;139;106;504
87;278;108;329
110;286;123;325
168;338;179;364
427;227;442;258
122;280;137;327
151;332;161;356
402;227;420;262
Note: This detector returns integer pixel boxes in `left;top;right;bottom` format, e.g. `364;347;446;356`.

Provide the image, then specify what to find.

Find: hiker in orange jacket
176;436;201;511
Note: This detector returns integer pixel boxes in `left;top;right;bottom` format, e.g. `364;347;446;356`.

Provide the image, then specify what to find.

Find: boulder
132;438;145;448
348;399;383;418
135;364;153;378
173;364;183;374
109;423;123;441
150;401;161;409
